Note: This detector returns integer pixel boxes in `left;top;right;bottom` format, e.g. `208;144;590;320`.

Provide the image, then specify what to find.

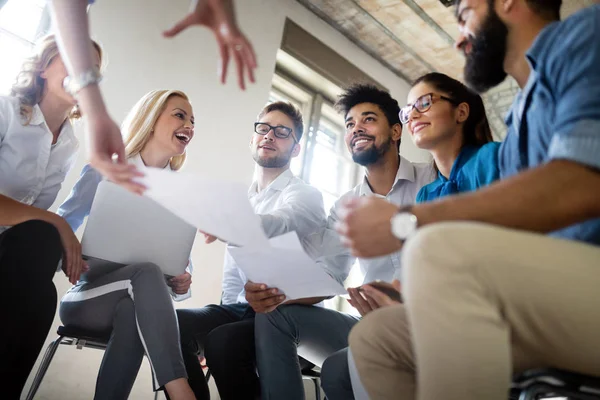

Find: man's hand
163;0;257;90
336;197;403;258
245;281;285;313
53;216;88;284
85;111;146;194
168;272;192;294
347;279;402;317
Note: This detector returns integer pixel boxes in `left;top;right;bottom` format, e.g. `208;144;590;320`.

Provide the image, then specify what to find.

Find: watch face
392;212;417;240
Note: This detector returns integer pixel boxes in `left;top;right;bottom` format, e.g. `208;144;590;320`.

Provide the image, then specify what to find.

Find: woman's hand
52;215;88;284
163;0;257;90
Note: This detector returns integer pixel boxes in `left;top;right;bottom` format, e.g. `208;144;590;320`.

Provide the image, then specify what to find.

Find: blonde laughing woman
57;90;197;400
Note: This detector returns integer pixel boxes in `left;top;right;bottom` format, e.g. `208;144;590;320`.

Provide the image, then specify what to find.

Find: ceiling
296;0;597;138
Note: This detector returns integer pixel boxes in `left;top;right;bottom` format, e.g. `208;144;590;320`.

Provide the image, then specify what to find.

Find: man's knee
349;305;410;365
205;322;254;371
255;304;305;341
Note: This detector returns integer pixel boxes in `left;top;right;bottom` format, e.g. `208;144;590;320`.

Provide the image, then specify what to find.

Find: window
268;71;361;212
0;0;50;94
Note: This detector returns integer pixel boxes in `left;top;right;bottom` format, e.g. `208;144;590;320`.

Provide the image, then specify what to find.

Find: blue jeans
254;304;359;400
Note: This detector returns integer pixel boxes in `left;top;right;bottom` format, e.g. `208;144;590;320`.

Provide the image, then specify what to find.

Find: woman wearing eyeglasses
400;72;500;202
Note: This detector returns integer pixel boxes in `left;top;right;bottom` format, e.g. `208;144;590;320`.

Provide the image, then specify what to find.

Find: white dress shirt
57;154;193;301
317;156;436;286
221;169;327;305
0;95;79;234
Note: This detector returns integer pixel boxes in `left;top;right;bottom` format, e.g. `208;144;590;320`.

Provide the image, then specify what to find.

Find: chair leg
518;383;556;400
313;377;321;400
24;336;63;400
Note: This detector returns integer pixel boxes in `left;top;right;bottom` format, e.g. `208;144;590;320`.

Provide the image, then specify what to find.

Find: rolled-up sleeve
258;184;326;240
313;195;356;286
546;13;600;171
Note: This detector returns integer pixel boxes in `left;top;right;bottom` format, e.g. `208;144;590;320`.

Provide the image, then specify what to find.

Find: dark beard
352;137;393;166
464;6;509;93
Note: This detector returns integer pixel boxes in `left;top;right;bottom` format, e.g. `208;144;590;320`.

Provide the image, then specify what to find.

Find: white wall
27;0;428;399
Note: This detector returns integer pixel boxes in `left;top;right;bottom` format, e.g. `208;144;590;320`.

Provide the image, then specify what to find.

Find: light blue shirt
500;4;600;245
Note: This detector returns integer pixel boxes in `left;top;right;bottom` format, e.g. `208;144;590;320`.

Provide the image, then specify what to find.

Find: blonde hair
122;90;191;171
10;34;103;124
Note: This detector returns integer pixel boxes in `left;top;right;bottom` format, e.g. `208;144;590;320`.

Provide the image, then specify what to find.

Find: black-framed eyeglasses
399;93;459;124
254;122;297;142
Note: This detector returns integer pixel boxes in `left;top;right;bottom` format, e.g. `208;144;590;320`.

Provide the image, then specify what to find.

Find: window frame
269;69;362;205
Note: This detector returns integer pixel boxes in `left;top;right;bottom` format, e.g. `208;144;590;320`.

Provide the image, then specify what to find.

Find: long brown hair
10;34;103;124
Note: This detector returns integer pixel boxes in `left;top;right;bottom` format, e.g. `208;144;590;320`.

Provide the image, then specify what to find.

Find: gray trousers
59;262;186;400
254;304;360;400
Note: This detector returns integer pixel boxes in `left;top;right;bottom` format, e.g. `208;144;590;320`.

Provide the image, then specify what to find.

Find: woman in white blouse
0;35;102;398
57;90;197;400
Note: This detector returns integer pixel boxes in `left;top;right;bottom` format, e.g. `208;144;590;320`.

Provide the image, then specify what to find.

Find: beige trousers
349;222;600;400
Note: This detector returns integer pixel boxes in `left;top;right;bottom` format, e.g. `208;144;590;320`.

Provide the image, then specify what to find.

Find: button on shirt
500;4;600;245
0;96;79;234
221;169;326;305
317;156;436;286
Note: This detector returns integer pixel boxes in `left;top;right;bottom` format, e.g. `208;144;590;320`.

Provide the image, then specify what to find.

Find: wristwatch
390;206;418;240
63;67;102;96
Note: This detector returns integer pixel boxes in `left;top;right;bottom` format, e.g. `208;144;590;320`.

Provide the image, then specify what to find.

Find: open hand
163;0;257;90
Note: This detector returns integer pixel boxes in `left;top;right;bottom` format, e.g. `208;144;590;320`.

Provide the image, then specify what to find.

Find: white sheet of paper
229;232;347;300
140;168;268;247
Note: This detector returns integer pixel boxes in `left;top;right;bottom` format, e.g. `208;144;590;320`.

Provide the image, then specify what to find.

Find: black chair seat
513;368;600;399
57;325;111;344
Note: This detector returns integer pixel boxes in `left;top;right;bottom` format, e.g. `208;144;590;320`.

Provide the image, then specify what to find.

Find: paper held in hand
140;169;346;300
140;168;268;247
229;232;347;300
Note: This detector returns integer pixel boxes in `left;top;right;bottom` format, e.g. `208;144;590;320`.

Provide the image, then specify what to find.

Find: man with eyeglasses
174;101;326;400
252;84;436;400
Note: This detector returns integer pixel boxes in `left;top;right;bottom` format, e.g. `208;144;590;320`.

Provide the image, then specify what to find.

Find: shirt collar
525;20;559;70
130;153;173;170
248;169;294;196
359;155;416;197
29;104;46;126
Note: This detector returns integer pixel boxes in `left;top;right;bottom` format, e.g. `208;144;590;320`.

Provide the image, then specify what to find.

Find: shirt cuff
548;120;600;170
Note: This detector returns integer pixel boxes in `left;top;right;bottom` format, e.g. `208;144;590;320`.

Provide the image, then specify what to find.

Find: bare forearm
49;0;95;75
0;195;59;227
414;160;600;233
49;0;108;116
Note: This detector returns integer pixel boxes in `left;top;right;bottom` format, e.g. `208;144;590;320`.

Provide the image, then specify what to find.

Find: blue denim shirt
499;4;600;246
